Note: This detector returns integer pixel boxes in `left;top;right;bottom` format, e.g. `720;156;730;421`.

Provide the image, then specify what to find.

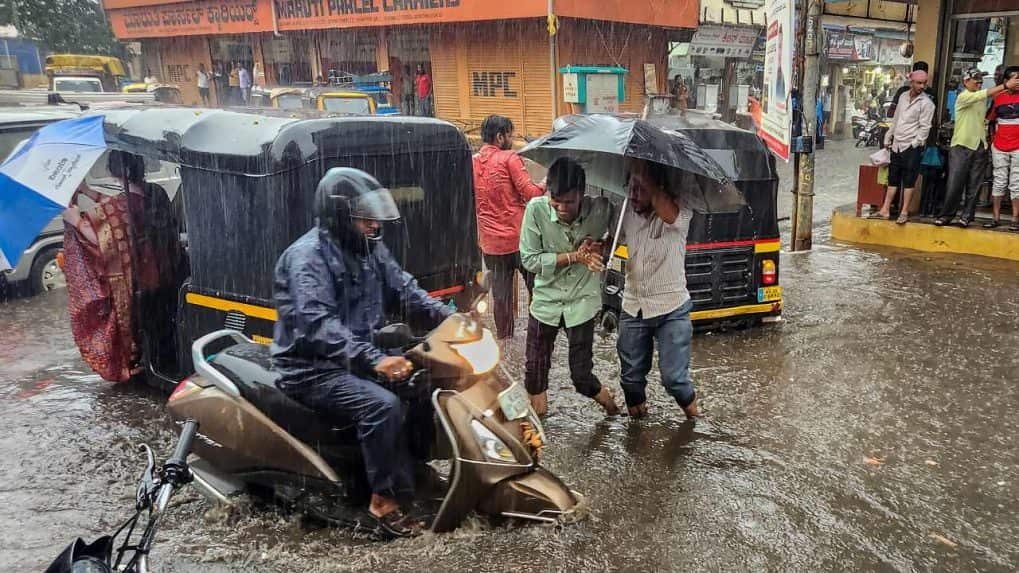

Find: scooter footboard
478;467;580;523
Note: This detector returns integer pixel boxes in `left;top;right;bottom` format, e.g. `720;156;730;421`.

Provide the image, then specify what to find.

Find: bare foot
627;403;648;418
530;391;548;416
593;387;620;415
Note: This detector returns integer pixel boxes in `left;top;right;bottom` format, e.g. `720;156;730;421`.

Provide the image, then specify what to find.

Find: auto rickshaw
354;85;400;115
89;107;483;388
598;112;782;329
311;88;378;115
249;86;308;110
122;82;183;103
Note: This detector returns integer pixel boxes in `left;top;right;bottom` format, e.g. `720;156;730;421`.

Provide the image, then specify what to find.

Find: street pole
791;0;822;251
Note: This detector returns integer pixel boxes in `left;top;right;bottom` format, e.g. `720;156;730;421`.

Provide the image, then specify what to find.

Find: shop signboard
760;0;793;161
826;30;874;61
875;38;912;67
689;25;760;58
110;0;270;39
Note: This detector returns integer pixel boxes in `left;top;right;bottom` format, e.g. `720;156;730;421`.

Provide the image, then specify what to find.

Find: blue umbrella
0;115;107;271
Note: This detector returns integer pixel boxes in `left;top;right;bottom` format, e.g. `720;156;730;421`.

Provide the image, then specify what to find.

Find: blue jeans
617;300;696;408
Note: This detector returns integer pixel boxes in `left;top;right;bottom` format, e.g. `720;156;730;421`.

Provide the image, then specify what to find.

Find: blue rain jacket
271;228;452;388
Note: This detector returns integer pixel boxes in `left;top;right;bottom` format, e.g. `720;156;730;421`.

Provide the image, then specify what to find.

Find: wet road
5;140;1019;571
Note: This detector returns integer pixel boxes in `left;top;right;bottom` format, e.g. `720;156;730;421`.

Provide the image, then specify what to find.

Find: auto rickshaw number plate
757;286;782;303
498;382;530;421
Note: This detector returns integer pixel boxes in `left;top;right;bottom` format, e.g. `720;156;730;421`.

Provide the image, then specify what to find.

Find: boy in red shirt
473;115;546;339
987;66;1019;231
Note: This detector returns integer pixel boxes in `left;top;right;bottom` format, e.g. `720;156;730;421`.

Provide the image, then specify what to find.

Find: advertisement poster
689;25;760;59
760;0;794;161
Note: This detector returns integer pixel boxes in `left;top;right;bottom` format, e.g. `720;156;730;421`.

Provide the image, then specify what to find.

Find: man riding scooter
270;168;453;537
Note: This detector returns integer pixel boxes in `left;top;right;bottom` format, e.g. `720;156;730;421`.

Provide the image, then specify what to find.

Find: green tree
0;0;124;57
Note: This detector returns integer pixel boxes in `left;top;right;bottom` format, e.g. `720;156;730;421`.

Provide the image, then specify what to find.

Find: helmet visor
350;188;401;222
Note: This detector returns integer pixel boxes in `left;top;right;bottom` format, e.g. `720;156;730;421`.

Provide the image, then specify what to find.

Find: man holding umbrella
616;159;700;419
520;115;739;420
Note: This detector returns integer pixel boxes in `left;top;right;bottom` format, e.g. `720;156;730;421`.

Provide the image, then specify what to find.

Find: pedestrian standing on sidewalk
238;64;252;105
874;70;935;224
401;65;415;116
473;115;545;339
616;159;700;419
213;63;228;106
519;157;619;417
228;63;240;105
196;63;211;106
415;65;433;117
985;66;1019;231
935;68;1019;227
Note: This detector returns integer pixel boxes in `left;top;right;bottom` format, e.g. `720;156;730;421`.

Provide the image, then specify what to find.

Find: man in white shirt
196;63;210;106
238;65;252;105
616;159;700;419
875;70;936;224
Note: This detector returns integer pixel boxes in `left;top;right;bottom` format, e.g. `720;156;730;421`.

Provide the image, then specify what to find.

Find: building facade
104;0;697;136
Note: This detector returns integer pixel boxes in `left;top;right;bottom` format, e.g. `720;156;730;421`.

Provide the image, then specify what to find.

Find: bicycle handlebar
166;420;198;471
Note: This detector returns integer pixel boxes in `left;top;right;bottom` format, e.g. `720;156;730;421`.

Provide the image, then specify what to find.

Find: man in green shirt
519;157;619;417
935;68;1019;227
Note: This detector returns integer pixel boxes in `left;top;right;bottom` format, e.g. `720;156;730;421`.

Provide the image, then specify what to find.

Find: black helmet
315;168;400;252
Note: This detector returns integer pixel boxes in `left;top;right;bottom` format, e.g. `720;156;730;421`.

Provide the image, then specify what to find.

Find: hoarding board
759;0;794;161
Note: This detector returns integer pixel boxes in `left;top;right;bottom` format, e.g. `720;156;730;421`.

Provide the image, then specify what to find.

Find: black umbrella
520;114;745;214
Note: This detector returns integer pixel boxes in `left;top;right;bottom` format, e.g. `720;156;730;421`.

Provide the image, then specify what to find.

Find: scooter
165;297;580;537
45;421;200;573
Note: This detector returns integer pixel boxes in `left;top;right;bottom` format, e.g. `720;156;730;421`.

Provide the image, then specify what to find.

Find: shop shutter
430;29;462;121
464;27;525;134
521;24;553;136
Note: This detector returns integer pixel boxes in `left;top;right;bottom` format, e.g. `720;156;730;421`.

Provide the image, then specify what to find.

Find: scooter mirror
374;323;415;349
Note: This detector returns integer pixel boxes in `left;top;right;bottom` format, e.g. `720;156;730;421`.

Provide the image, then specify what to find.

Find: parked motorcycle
45;420;199;573
851;114;869;139
165;297;580;538
856;118;890;148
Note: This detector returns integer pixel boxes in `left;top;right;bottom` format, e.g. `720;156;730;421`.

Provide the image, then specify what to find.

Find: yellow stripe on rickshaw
613;238;780;260
185;293;279;322
690;301;782;321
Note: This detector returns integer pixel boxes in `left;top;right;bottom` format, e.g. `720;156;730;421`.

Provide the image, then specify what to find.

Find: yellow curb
831;205;1019;261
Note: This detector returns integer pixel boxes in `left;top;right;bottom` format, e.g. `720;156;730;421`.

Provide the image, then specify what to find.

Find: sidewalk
831;204;1019;261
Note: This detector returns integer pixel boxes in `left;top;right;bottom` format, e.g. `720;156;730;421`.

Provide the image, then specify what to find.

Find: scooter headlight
470;420;518;463
450;329;499;375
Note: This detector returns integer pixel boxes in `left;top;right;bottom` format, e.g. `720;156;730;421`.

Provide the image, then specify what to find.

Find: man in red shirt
986;66;1019;231
415;64;433;117
473;115;545;339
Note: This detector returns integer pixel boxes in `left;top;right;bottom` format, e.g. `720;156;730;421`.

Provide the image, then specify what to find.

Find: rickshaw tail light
761;259;777;285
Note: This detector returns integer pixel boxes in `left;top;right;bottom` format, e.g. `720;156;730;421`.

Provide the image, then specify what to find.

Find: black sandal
368;508;425;539
958;219;971;228
1010;223;1019;232
983;220;1001;228
934;218;948;226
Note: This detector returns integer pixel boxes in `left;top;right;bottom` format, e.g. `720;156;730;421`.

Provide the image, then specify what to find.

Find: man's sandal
368;508;425;539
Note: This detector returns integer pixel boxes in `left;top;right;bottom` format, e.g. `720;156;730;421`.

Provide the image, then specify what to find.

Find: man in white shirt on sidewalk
874;70;936;224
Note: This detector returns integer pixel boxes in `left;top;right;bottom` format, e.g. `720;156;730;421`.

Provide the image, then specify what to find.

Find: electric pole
790;0;822;251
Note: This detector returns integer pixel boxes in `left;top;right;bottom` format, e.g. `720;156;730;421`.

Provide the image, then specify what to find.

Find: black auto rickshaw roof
645;112;776;182
88;106;470;175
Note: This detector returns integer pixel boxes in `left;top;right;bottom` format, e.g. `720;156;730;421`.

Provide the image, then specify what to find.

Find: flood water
4;229;1019;571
